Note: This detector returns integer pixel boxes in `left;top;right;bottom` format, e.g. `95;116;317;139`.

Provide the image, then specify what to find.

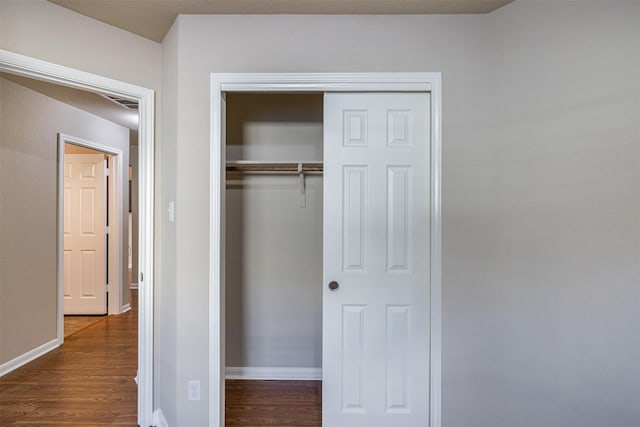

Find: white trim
0;49;155;427
121;303;132;313
215;72;433;93
0;339;59;377
429;73;443;427
226;367;322;381
56;137;65;346
210;72;442;427
130;282;139;290
210;74;226;427
153;409;169;427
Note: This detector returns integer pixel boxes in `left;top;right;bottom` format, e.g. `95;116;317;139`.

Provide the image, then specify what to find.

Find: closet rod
226;162;323;174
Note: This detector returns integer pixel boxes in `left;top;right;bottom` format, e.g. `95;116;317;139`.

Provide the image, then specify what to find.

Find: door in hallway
63;153;107;315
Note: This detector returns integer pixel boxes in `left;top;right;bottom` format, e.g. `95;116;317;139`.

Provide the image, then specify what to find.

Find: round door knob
328;281;340;291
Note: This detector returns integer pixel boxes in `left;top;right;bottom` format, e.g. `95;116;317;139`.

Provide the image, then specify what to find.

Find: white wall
225;94;323;370
0;77;130;365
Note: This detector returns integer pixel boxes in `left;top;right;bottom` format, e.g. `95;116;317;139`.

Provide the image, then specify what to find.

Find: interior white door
63;153;107;315
323;92;431;426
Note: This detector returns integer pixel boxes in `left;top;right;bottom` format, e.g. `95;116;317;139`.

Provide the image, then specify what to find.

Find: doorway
210;73;443;427
0;49;155;427
58;136;124;333
62;142;112;337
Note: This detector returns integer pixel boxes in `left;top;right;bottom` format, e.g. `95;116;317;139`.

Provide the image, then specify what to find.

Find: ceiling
48;0;514;43
1;72;139;131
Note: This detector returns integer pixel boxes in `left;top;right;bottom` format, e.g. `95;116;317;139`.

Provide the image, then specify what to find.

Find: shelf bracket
298;163;306;208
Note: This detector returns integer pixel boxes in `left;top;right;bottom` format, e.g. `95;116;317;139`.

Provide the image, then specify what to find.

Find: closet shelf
226;161;323;174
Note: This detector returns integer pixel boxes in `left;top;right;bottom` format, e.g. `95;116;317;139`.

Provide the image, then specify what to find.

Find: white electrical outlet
188;380;200;401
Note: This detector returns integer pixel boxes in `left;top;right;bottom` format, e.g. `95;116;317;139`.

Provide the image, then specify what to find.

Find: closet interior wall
225;93;323;373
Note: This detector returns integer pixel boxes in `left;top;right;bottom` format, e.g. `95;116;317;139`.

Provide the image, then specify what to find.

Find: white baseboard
121;303;132;313
130;282;139;290
226;366;322;380
153;408;169;427
0;338;59;377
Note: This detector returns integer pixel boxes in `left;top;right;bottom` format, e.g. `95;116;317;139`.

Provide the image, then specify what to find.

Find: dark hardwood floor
64;315;108;338
2;291;322;427
0;292;138;426
225;380;322;427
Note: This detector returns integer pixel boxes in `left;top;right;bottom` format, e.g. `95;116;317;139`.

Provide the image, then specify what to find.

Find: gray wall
156;17;179;426
166;12;488;426
0;77;130;365
448;2;640;425
0;0;161;90
225;94;323;369
164;3;640;426
1;0;164;417
2;1;639;426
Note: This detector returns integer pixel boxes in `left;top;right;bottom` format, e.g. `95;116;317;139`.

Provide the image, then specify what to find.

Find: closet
225;93;324;378
220;86;433;427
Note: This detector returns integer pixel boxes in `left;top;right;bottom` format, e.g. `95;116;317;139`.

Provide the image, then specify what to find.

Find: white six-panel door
63;153;107;315
323;92;431;427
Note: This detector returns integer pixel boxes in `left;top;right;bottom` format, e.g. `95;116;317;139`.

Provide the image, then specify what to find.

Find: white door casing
63;153;107;315
323;93;431;426
210;73;442;427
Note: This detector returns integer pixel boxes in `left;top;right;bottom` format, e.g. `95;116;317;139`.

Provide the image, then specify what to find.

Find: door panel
343;166;367;271
323;93;431;426
63;153;107;315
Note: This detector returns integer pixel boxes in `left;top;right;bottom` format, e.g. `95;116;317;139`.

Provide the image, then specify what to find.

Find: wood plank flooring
225;380;322;426
0;292;138;427
64;315;107;338
2;291;322;427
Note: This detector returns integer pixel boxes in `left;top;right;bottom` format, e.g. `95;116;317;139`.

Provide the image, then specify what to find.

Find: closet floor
225;380;322;426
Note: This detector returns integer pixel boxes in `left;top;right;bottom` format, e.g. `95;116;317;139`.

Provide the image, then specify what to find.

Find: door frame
209;73;442;427
57;134;124;322
0;49;155;427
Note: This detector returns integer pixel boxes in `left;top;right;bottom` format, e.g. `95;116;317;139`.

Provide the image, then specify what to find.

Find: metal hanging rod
226;161;323;174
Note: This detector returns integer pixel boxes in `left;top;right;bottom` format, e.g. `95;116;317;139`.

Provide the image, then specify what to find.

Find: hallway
0;292;138;426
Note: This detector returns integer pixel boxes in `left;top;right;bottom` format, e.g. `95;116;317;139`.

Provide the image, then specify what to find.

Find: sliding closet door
323;93;431;427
